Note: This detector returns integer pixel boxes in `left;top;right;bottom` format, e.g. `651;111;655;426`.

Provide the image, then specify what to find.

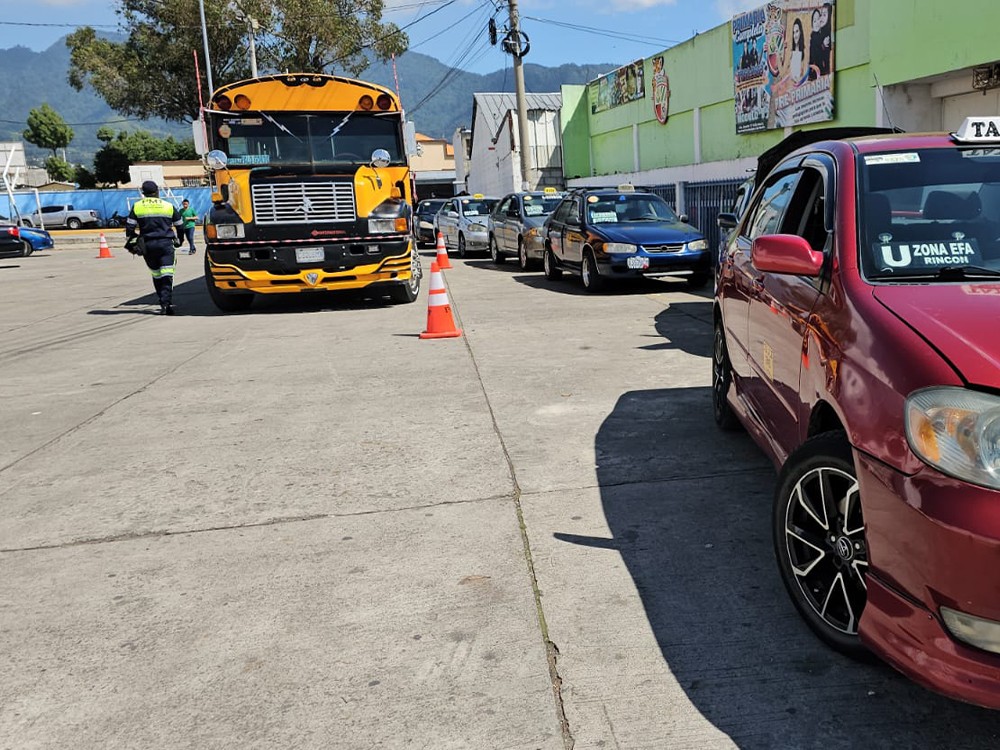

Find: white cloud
714;0;764;20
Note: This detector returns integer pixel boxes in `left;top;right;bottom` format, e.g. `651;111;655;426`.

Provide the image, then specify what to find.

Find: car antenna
873;72;901;133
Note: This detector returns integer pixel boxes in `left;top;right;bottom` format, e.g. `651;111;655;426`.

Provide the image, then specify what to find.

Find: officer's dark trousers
143;241;176;308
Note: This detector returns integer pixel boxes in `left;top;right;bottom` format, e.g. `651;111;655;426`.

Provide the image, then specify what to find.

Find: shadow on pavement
558;386;1000;748
638;301;715;358
87;274;415;318
511;273;697;297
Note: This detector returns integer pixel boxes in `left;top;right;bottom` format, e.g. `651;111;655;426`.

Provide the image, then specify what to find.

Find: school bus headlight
216;223;246;239
369;218;406;234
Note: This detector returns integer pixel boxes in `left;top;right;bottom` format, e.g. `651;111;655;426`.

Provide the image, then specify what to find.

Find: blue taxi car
540;187;711;291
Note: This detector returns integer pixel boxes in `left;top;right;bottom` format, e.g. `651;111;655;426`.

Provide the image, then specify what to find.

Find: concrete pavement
1;242;998;748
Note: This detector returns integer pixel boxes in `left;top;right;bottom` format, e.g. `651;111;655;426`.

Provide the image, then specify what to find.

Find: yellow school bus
201;73;420;311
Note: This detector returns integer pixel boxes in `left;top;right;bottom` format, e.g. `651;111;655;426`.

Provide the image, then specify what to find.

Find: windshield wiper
874;265;1000;281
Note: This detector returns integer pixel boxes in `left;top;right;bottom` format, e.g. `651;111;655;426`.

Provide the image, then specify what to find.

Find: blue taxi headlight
605;242;638;254
687;239;708;251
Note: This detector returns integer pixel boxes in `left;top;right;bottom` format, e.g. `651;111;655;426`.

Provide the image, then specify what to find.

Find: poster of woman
732;0;835;134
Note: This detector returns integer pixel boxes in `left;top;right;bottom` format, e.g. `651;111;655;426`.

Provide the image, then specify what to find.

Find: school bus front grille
251;182;356;225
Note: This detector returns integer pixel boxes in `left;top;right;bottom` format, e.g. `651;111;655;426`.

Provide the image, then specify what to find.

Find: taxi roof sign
953;117;1000;143
543;187;557;193
617;183;636;192
472;193;484;199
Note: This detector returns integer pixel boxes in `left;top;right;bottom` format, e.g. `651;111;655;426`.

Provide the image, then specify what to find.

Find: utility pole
248;17;259;78
198;0;214;95
505;0;533;191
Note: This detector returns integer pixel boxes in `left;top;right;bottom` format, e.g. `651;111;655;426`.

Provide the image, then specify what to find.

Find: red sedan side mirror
751;234;825;277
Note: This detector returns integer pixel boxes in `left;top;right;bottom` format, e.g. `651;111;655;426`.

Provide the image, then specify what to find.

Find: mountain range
0;37;615;167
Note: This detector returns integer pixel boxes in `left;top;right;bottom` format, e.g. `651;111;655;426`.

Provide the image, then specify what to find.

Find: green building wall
561;0;999;179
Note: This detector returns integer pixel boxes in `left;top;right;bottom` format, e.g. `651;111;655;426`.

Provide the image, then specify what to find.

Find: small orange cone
96;232;114;259
419;261;462;340
435;230;452;270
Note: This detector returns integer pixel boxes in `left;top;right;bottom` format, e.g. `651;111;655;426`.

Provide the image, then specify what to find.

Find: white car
434;194;499;257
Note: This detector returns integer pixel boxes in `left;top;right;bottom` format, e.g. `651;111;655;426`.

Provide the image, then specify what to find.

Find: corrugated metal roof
473;92;562;129
471;92;562;146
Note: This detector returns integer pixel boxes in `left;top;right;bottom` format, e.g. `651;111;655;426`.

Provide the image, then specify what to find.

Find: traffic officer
126;181;184;315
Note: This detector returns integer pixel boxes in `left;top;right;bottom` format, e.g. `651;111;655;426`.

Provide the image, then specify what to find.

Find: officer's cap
141;180;159;196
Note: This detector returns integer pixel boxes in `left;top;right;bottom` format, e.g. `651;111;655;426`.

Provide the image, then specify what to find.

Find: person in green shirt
180;199;198;255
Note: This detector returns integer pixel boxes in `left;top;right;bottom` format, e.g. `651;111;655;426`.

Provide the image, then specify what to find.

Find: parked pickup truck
23;204;101;230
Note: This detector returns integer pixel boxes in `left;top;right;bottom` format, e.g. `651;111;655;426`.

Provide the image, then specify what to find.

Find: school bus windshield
214;112;404;168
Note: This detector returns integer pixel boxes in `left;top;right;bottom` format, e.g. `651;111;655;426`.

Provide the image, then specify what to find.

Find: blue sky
0;0;760;74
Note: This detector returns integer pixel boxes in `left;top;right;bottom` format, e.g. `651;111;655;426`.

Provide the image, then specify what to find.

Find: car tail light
5;226;18;237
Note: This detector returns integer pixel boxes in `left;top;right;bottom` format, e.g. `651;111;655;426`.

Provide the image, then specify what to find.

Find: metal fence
637;177;743;261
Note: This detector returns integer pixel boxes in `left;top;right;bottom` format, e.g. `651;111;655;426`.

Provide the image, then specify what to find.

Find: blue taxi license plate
296;247;325;263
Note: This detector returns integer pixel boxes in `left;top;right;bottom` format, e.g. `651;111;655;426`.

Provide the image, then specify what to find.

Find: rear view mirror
717;212;738;230
752;234;824;277
679;214;689;223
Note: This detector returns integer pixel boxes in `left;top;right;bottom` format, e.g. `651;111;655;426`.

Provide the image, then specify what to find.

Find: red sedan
714;118;1000;708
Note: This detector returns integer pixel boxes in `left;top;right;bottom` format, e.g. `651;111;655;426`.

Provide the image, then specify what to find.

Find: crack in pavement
0;336;228;477
0;493;517;554
458;317;576;750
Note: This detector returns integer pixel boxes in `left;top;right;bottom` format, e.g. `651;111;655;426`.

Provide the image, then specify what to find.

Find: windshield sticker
465;210;480;216
218;124;232;138
590;211;618;223
524;205;544;216
962;148;1000;159
241;118;263;126
227;154;271;166
874;239;982;268
864;153;920;165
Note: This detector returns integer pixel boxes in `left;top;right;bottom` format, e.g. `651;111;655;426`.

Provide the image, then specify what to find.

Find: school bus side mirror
206;150;228;170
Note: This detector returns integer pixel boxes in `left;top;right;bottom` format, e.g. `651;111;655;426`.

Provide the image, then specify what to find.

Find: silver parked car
434;194;499;258
488;189;563;269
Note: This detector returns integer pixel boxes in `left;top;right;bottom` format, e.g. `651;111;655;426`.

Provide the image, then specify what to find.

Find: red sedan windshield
858;147;1000;280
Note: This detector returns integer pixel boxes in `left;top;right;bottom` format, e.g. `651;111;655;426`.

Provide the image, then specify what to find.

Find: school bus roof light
359;95;374;111
234;94;252;110
376;94;393;111
216;95;233;111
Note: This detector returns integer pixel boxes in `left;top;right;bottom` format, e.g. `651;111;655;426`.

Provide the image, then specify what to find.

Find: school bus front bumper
206;240;414;294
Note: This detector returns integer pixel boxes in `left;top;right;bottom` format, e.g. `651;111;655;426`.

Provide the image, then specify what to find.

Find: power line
407;3;498;114
522;15;684;47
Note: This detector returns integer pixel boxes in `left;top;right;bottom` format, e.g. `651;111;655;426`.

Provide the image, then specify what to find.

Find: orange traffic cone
435;230;452;270
419;261;462;340
96;232;114;259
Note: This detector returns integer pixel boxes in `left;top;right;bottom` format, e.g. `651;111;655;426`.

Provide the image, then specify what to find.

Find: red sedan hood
873;284;1000;387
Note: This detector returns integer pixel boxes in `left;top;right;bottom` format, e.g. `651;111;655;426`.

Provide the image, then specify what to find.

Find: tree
67;0;408;124
92;128;199;186
75;166;98;190
44;156;76;182
23;104;74;158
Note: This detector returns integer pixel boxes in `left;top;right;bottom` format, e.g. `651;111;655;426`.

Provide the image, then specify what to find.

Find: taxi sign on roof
953;117;1000;143
472;193;484;199
543;187;557;193
617;183;636;192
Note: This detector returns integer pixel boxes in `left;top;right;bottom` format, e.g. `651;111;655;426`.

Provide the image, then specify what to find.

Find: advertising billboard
733;1;835;134
589;60;646;114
